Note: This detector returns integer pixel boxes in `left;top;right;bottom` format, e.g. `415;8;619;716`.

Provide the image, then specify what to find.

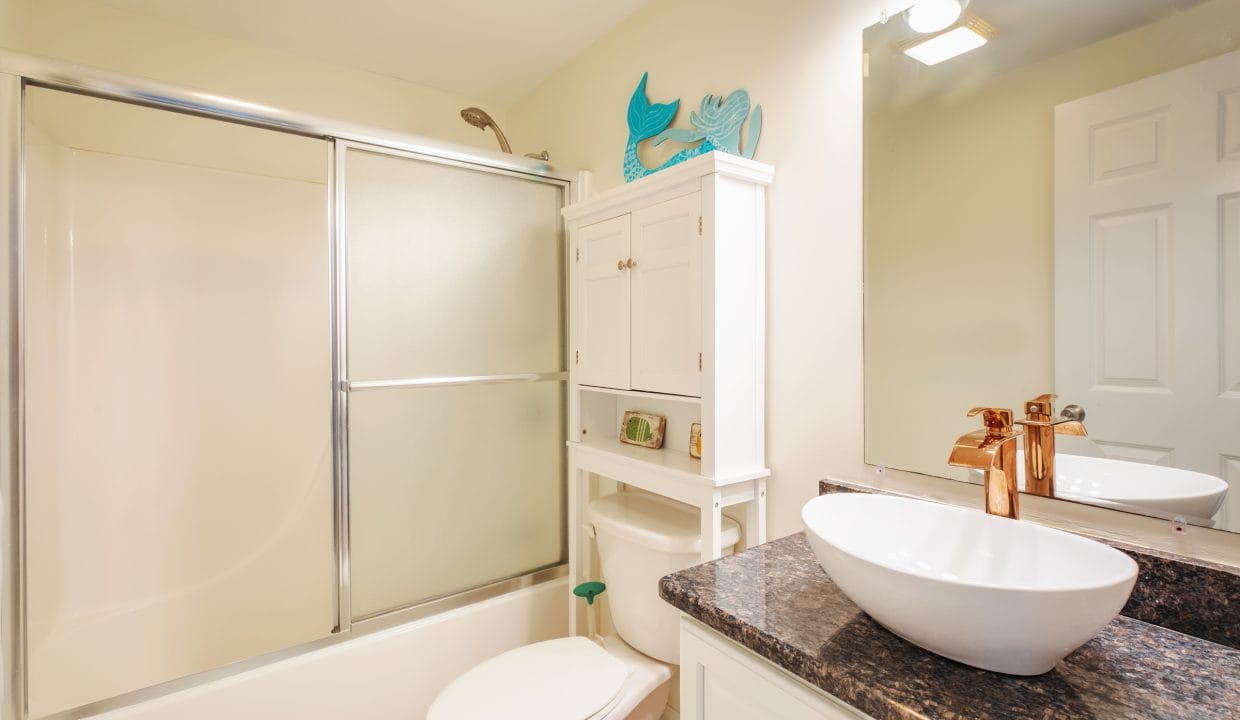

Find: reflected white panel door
1055;49;1240;524
577;215;632;389
631;192;702;396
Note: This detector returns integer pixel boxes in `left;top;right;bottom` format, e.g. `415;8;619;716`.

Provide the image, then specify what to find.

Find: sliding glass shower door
15;82;568;718
23;88;335;717
341;146;567;620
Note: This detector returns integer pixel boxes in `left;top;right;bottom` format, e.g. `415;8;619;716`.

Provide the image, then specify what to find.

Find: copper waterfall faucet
948;407;1023;519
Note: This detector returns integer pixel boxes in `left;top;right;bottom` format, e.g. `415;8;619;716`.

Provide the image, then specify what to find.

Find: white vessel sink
802;493;1138;676
1022;454;1228;523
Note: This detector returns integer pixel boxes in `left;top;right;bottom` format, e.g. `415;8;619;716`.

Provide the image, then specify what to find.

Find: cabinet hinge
698;353;703;371
575;247;580;262
698;216;703;236
575;350;580;365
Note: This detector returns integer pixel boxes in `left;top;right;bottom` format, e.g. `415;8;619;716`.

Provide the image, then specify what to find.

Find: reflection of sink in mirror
973;454;1228;525
802;494;1138;676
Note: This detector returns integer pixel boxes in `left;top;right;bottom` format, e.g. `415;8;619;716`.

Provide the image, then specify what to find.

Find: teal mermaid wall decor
623;72;763;182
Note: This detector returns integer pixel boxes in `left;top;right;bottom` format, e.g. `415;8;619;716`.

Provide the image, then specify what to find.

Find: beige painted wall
25;0;512;150
509;0;884;539
0;0;30;51
865;0;1240;481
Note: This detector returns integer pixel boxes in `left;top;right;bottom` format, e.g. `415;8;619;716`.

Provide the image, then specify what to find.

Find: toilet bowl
427;492;741;720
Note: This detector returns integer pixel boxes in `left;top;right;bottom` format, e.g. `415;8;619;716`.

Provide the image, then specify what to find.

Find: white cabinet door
680;619;870;720
1055;49;1240;525
630;192;702;396
577;215;632;389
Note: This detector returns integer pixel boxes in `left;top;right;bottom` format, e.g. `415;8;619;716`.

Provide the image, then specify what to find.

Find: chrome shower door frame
0;51;573;720
0;69;27;720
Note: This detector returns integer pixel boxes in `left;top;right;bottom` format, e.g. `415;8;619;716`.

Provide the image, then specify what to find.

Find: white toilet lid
427;637;629;720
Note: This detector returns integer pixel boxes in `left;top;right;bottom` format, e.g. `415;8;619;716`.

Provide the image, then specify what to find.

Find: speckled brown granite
819;479;1240;650
659;533;1240;720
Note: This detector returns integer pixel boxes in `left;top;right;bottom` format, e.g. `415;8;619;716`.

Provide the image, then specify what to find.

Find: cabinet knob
617;259;626;271
626;258;637;269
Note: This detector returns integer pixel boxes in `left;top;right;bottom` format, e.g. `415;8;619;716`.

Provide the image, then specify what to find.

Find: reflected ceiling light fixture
906;0;966;34
900;15;995;66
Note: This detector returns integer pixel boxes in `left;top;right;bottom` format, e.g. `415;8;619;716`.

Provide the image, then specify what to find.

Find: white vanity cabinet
680;619;874;720
565;152;774;635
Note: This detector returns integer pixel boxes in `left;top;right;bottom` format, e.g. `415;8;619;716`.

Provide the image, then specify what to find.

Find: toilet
428;492;741;720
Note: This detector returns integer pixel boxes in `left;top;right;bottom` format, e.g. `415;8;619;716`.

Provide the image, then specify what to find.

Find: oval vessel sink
802;493;1137;675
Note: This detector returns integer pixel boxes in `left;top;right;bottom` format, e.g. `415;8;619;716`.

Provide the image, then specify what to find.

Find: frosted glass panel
24;89;334;717
349;381;565;618
345;148;565;380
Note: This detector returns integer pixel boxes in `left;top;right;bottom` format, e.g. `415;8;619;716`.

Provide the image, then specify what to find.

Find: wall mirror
863;0;1240;532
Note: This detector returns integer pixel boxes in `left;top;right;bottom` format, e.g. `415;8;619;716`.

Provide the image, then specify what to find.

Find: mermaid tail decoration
625;72;704;181
625;74;762;182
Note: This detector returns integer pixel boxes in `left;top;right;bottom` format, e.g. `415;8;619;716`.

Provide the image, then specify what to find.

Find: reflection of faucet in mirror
1014;394;1087;499
948;407;1022;519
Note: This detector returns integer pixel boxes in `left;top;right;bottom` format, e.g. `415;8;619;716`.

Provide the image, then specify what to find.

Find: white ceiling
93;0;654;105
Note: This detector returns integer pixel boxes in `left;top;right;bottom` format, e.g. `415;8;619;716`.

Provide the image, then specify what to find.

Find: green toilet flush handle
573;581;606;605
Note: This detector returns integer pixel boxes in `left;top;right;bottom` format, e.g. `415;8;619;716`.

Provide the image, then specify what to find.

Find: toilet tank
587;492;741;664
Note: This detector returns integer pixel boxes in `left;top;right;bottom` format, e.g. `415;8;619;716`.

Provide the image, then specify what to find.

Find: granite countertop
659;534;1240;720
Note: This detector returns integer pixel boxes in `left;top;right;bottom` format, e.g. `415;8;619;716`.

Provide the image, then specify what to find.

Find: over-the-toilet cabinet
577;192;702;397
564;152;773;635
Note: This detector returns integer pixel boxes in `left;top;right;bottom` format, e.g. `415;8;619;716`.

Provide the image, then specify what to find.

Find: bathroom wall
0;0;30;51
509;0;884;538
24;0;509;150
865;0;1240;482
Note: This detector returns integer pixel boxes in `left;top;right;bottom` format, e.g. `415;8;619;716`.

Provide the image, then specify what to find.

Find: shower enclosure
0;52;571;720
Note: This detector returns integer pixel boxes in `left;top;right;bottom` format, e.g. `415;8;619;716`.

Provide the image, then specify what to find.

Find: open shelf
576;435;702;478
578;385;702;404
571;437;769;490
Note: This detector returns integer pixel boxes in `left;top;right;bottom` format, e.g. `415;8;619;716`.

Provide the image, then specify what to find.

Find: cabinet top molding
563;151;774;223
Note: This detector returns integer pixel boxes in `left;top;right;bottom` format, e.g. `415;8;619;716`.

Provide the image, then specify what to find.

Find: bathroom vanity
677;617;867;720
662;532;1239;720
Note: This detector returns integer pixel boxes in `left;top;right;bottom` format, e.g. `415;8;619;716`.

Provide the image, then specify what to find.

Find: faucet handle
1024;393;1057;419
1060;404;1085;422
966;407;1015;436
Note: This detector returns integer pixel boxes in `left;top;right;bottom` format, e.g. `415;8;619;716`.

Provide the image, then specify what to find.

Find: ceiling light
906;0;963;34
901;16;995;66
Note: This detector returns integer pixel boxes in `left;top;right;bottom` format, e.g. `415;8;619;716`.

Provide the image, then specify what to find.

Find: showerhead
459;106;512;154
460;107;495;130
